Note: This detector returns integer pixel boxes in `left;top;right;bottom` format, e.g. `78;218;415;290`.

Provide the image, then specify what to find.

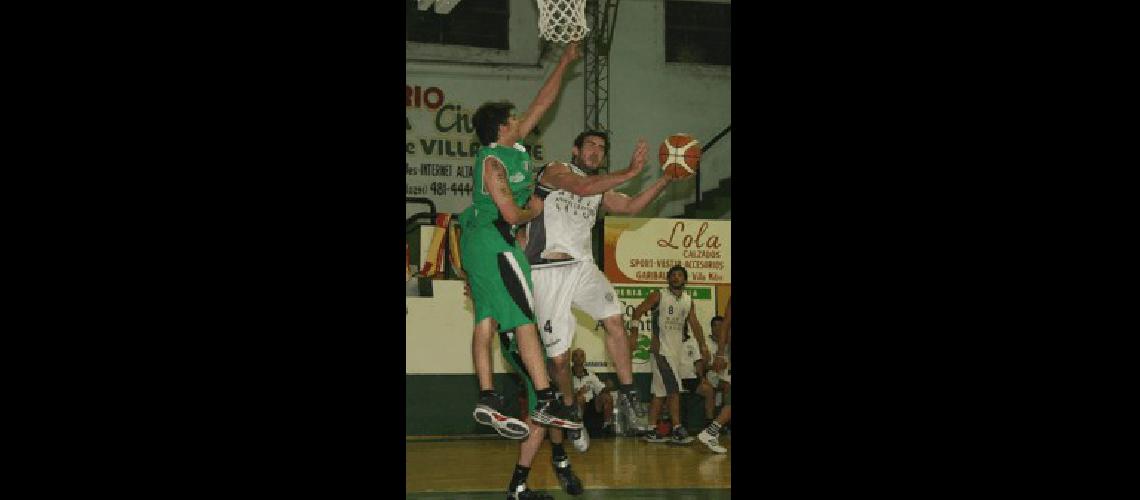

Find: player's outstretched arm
541;139;648;197
629;290;660;325
517;42;580;140
602;175;672;215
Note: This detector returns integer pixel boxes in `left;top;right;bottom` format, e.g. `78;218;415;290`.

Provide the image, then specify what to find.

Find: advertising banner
406;83;549;217
603;217;730;285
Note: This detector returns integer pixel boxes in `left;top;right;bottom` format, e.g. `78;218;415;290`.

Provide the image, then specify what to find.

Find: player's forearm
525;57;574;125
715;325;728;354
508;207;538;225
565;169;636;197
499;196;542;225
620;177;671;214
693;326;709;354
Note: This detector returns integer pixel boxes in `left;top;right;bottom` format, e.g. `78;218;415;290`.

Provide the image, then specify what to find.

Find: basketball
658;133;701;179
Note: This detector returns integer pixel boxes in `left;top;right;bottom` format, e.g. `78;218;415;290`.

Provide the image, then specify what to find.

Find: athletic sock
551;443;567;463
480;389;497;399
535;388;555;401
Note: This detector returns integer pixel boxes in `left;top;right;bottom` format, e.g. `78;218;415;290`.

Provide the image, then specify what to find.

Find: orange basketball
658;133;701;179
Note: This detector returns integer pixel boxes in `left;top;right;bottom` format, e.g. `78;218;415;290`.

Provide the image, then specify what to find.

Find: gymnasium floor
406;435;731;498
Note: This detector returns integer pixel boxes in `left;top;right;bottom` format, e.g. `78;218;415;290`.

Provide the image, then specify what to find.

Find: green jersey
457;142;539;334
460;143;535;230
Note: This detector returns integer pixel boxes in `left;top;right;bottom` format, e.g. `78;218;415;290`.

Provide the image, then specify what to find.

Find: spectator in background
693;315;727;427
569;348;615;436
698;299;731;454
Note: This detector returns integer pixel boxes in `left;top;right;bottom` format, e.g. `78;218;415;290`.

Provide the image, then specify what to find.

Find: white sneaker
473;400;530;440
569;426;590;452
698;428;727;453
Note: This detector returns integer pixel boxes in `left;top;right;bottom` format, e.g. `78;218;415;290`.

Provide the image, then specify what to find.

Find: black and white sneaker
530;399;582;430
473;393;530;439
698;427;727;453
553;457;584;495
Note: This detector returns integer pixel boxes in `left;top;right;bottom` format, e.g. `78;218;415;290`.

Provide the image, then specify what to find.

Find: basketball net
537;0;590;43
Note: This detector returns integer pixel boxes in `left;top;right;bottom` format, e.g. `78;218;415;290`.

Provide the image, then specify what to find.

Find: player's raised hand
562;41;581;63
627;139;648;176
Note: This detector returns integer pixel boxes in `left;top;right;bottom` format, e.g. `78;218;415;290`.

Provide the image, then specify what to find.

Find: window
406;0;511;50
665;1;731;66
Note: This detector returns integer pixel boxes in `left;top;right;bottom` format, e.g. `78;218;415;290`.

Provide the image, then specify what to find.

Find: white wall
406;0;731;220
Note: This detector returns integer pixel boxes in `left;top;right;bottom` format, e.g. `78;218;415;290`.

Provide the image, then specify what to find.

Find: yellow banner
604;217;730;285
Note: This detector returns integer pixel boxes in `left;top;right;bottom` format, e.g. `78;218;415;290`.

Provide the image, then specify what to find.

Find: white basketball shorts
532;260;622;358
650;353;684;397
677;339;699;380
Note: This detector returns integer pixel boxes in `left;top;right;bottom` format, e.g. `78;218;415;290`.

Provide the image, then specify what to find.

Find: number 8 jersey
652;288;692;359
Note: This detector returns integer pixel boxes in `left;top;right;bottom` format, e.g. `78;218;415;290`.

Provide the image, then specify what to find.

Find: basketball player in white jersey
629;265;710;445
522;131;689;444
519;131;686;495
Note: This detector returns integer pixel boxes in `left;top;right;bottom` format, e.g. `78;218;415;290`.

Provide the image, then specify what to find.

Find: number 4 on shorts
543;320;552;333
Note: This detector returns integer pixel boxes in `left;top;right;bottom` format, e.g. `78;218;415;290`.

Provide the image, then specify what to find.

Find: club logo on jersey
509;172;525;183
605;293;614;303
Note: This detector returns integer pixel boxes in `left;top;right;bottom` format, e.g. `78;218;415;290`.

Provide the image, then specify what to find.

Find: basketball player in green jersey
458;42;582;500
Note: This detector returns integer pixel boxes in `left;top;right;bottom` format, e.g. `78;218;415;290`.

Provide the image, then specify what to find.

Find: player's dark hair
573;130;609;152
472;101;515;146
667;265;688;280
572;130;610;166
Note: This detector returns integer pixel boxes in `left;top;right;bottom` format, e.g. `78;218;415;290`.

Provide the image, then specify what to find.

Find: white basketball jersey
652;289;692;359
525;163;602;263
